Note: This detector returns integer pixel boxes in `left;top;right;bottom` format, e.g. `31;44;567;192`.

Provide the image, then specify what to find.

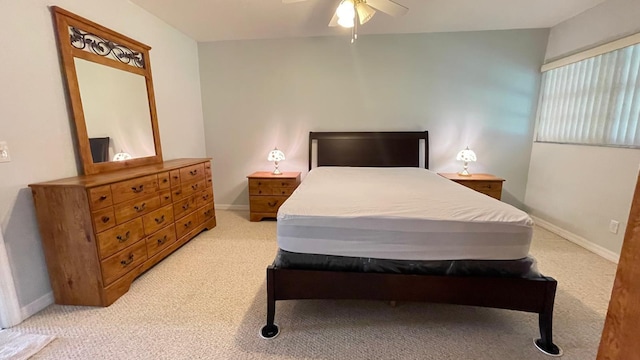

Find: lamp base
458;169;471;176
272;169;282;175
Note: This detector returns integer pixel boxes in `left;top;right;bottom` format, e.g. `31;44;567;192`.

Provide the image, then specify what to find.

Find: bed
260;131;562;356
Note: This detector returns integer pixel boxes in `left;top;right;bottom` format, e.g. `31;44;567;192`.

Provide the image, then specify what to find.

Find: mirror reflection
74;58;156;163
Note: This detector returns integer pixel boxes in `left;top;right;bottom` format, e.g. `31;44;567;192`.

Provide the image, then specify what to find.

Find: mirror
52;6;163;175
74;58;156;162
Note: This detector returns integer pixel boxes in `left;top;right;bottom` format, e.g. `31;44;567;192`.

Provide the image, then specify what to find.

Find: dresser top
29;158;211;188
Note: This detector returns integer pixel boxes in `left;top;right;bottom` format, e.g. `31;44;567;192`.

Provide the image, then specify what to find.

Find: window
535;41;640;147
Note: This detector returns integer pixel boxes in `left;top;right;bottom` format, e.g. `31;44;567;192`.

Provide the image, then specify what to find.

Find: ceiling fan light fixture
336;0;356;28
355;2;376;25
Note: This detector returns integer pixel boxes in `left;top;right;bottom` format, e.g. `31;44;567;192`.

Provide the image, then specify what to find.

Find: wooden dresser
438;173;505;200
29;158;216;306
247;172;301;221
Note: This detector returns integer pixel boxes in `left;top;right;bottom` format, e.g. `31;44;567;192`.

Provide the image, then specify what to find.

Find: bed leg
260;267;279;339
534;281;562;356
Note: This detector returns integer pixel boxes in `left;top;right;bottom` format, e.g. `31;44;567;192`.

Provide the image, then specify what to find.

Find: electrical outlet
609;220;619;234
0;141;10;163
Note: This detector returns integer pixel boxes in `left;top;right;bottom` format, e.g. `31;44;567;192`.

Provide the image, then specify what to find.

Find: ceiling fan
283;0;409;30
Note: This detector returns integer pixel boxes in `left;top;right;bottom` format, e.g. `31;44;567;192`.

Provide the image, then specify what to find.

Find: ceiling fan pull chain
351;8;357;44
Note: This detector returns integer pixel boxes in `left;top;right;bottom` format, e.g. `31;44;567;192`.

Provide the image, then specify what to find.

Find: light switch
0;141;11;163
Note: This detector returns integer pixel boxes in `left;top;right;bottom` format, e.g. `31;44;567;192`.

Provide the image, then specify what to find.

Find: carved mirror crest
52;6;163;175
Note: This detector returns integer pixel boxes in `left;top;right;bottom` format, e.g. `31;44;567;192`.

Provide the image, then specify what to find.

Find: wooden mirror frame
52;6;163;175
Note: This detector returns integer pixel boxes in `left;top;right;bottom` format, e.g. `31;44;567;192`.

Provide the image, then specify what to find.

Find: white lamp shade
456;147;477;162
267;149;285;162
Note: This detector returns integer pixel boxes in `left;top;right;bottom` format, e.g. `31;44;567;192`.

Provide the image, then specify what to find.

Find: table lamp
267;148;285;175
456;146;477;176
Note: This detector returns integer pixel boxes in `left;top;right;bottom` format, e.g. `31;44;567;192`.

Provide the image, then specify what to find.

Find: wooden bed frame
261;131;561;356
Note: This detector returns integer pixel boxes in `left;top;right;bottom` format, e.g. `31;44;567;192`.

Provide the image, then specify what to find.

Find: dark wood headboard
308;131;429;170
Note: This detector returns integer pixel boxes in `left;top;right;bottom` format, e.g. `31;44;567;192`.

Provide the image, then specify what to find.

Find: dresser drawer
88;185;113;210
171;186;187;202
142;205;174;235
196;188;214;208
204;161;212;177
182;179;205;199
92;207;116;233
180;163;205;183
146;224;177;258
176;211;199;239
111;174;159;204
169;170;181;188
101;240;147;285
197;203;215;224
159;189;172;206
174;196;197;219
158;172;171;189
249;196;288;213
114;194;161;224
97;218;145;259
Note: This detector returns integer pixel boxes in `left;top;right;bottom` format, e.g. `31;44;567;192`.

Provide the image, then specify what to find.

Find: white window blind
536;43;640;147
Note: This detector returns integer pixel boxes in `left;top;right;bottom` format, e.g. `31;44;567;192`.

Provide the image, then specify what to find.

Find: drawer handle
282;183;286;186
175;190;182;196
99;195;108;201
157;235;168;245
190;170;198;176
162;178;168;183
258;182;261;186
131;185;144;193
258;190;262;194
182;203;190;210
116;231;130;243
134;203;147;212
191;183;199;190
101;216;110;223
268;201;278;207
164;195;170;200
204;210;212;217
202;194;209;201
155;215;165;224
173;175;179;180
184;221;192;228
281;191;285;195
120;254;134;266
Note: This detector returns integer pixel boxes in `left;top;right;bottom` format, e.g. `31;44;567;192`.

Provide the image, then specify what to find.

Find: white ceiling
130;0;607;42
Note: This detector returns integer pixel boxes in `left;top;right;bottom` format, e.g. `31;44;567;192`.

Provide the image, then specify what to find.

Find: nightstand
247;172;301;221
438;173;505;200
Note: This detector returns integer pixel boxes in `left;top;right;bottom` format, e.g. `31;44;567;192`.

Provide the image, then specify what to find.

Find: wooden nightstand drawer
250;196;287;213
461;181;500;192
438;173;505;200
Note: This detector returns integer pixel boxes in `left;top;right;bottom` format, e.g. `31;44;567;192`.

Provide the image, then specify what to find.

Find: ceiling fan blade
328;12;339;27
365;0;408;17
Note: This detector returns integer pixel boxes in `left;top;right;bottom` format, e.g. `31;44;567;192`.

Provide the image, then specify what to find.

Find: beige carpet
12;210;616;359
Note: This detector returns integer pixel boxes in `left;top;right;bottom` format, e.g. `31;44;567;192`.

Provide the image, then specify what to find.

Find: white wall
199;30;549;209
525;0;640;256
0;0;206;319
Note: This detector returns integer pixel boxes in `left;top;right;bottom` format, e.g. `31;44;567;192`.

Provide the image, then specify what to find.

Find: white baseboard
215;204;249;211
20;292;54;321
532;216;620;264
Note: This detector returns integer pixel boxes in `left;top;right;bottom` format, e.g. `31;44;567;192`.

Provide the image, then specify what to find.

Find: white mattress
277;167;534;261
